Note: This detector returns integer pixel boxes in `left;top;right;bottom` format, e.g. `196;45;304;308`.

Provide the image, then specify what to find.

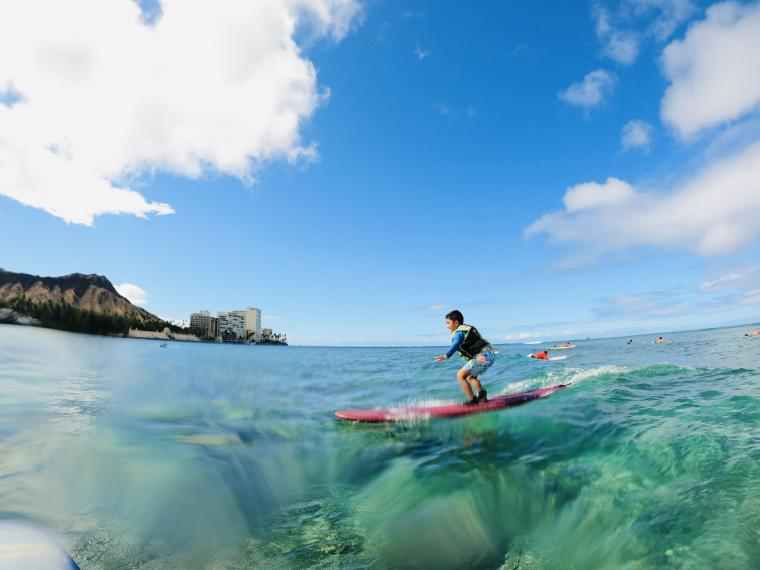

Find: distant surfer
654;336;666;344
626;339;633;345
531;350;550;360
435;310;495;406
745;330;760;336
553;342;572;348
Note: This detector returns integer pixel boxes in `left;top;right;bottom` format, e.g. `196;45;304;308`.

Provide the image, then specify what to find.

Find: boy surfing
435;310;496;405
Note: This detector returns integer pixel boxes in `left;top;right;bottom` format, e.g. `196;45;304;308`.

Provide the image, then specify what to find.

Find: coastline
0;316;287;345
127;328;200;342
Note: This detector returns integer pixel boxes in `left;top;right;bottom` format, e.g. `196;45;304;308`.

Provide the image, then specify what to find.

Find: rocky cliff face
0;268;161;324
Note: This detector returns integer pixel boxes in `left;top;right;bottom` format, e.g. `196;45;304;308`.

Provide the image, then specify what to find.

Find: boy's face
445;318;459;332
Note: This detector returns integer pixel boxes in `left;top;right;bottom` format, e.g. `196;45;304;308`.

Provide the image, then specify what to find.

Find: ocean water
1;324;760;569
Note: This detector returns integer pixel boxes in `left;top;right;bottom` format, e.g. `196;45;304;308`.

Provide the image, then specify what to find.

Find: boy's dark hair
445;310;464;324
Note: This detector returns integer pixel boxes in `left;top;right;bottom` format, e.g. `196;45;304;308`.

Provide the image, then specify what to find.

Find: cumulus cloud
414;46;430;60
594;6;640;64
559;70;616;109
525;140;760;260
563;177;636;211
621;119;653;151
604;32;640;64
115;283;148;306
0;0;360;225
661;1;760;138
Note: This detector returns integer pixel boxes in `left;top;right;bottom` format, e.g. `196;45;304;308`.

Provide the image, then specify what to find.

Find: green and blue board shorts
463;345;496;377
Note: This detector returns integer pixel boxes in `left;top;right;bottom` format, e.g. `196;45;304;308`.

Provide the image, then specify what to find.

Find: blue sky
2;0;760;345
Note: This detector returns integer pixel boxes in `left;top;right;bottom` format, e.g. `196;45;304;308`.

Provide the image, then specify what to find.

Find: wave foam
500;365;631;394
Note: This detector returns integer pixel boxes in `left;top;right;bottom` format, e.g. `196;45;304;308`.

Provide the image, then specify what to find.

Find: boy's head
445;310;464;332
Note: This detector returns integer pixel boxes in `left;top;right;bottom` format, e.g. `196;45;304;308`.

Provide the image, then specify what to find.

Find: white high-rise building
218;312;246;342
231;307;261;341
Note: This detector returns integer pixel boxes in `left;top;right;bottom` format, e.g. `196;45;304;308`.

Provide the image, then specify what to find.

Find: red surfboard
335;383;570;423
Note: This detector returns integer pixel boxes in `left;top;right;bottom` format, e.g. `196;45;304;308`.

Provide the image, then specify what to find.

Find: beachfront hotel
218;311;247;342
189;310;219;339
230;307;262;341
190;306;283;343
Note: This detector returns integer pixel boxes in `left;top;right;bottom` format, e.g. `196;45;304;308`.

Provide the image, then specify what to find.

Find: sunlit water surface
2;324;760;569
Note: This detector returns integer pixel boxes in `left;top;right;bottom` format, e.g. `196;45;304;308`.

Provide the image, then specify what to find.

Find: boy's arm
444;331;465;358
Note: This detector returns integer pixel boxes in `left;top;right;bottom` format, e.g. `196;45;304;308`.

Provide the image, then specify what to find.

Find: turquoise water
2;324;760;569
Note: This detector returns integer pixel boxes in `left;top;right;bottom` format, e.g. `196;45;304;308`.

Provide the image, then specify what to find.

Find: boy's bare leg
456;368;475;400
468;375;483;394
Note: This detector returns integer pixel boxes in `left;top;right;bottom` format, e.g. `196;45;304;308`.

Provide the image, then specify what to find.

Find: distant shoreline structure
0;314;288;346
189;309;287;345
0;268;287;346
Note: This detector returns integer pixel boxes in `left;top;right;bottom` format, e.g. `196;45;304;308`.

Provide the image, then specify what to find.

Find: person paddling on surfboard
531;350;550;360
434;310;495;406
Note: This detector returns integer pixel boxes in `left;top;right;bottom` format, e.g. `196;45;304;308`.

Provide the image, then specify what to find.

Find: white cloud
591;1;695;66
592;0;694;65
115;283;148;306
621;119;653;151
0;0;360;225
594;6;640;65
699;272;744;292
604;31;640;64
594;5;614;36
563;177;636;212
414;46;430;60
661;2;760;138
739;289;760;305
559;70;616;108
525;140;760;260
699;265;758;292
